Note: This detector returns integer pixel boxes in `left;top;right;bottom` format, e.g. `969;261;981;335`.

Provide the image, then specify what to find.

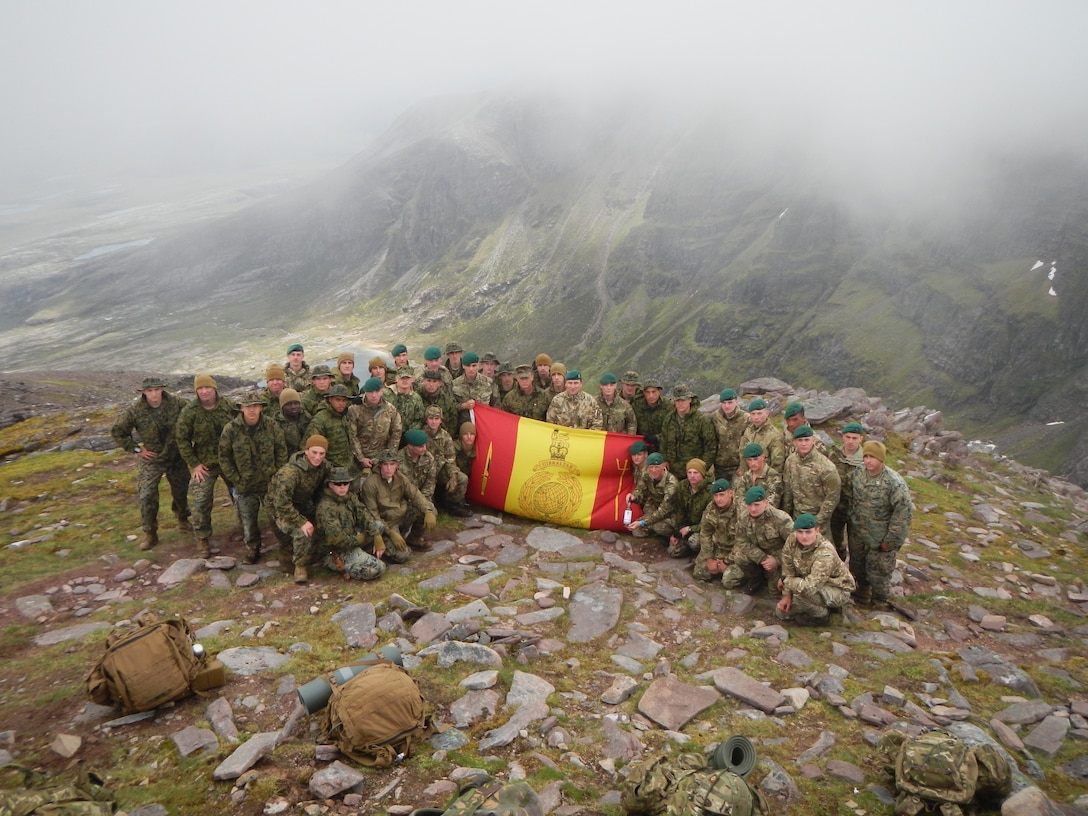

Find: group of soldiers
112;342;913;619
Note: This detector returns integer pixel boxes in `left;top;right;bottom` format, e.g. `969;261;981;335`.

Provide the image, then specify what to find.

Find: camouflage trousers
136;457;189;533
850;540;898;602
274;519;315;567
234;492;275;548
667;531;698;559
324;546;386;581
187;468;223;539
435;464;468;506
692;556;727;583
721;555;782;596
632;518;673;541
774;585;853;620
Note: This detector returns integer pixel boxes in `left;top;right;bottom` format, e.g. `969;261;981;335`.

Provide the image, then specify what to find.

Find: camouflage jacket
175;395;237;470
781;449;841;528
827;444;864;511
332;372;361;397
347;398;402;464
732;465;784;517
396;447;438;501
673;480;713;533
305;408;356;471
300;387;332;418
734;506;793;563
739;422;787;473
414;367;453;393
315;486;380;551
111;391;186;460
424;426;459;473
631;396;674;439
632;469;679;528
454;440;476;479
597;395;637;435
218;414;288;496
546;391;604;430
274;409;312;455
269;450;330;529
658;408;717;471
501;387;550;421
711;407;751;473
390;389;426;436
256;388;284;421
696;500;737;562
847;464;913;552
284;362;312;392
361;471;435;527
417;388;460;440
451;372;493;408
781;533;856;595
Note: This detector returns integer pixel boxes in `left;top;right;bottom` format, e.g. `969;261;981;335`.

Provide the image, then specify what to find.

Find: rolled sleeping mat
296;644;406;714
711;734;757;778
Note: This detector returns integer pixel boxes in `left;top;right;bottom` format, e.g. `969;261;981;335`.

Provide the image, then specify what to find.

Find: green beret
424;346;442;361
376;449;398;463
711;478;732;494
792;425;814;439
843;422;864;435
462;351;480;365
646;452;665;466
629;441;647;455
286;343;304;354
311;365;332;377
405;429;428;446
748;398;768;410
363;377;384;393
784;401;805;419
139;377;167;391
744;485;767;504
742;442;764;458
565;370;582;381
328;467;353;484
599;372;618;385
793;513;818;530
719;388;738;401
391;343;408;355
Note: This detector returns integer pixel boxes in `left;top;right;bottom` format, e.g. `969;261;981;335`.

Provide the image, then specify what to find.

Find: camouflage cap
792;425;814;439
311;365;333;378
646;452;665;466
425;405;443;418
422;369;443;381
742;442;765;458
497;362;515;375
621;371;641;385
391;343;408;355
515;365;534;378
279;388;301;407
711;478;732;493
405;428;428;446
376;448;398;463
599;372;618;385
747;397;768;410
396;366;415;378
265;364;286;381
138;376;167;391
424;346;442;360
629;440;647;455
328;467;353;484
642;376;663;390
673;384;694;400
794;513;818;530
444;341;463;354
462;351;480;365
720;388;738;401
744;485;767;504
481;352;499;363
784;401;805;419
363;376;384;393
286;343;304;354
326;384;351;398
194;373;217;389
842;421;864;435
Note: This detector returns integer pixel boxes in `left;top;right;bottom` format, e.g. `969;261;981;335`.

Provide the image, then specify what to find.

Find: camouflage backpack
0;763;114;815
408;775;544;816
621;752;767;816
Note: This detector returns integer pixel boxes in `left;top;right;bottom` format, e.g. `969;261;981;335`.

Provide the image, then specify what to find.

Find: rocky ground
1;375;1087;816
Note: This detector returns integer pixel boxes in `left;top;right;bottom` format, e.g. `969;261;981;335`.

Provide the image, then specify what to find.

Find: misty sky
3;1;1087;192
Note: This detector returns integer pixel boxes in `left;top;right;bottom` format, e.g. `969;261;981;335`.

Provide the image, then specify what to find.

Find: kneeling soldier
776;513;855;627
316;467;386;582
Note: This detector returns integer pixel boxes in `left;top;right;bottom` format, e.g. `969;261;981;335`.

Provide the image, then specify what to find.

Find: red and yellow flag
467;405;642;532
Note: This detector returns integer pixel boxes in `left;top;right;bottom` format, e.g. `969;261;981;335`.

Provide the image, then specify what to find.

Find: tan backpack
85;613;207;713
320;660;434;767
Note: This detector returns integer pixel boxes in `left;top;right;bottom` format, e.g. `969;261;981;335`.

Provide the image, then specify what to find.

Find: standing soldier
451;351;493;427
693;478;737;583
533;353;552;392
443;341;465;380
847;440;913;609
711;388;750;479
502;364;550;420
305;384;355;472
347;377;402;475
301;364;334;417
284;343;311;391
416;346;454;391
827;421;865;560
658;384;716;472
631;376;673;440
390;366;426;443
269;435;330;584
546;370;604;430
111;376;191;550
259;364;287;420
625;452;679;545
619;371;642;405
479;352;500;381
316;467;386;581
739;398;786;473
722;486;793;596
775;514;856;627
218;390;288;564
597;372;637;434
390;343;414;383
175;374;236;558
333;352;361;396
417;369;459;435
492;362;517;406
781;425;841;530
275;388;311;454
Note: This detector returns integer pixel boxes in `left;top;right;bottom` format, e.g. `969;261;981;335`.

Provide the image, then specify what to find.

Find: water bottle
622;499;633;526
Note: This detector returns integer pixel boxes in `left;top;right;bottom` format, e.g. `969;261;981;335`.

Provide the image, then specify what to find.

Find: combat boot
176;517;193;534
447;502;473;518
243;544;261;565
294;564;309;584
851;586;872;607
139;531;159;551
197;538;211;558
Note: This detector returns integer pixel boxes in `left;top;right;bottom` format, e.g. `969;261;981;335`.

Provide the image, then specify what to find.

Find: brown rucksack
85;613;207;713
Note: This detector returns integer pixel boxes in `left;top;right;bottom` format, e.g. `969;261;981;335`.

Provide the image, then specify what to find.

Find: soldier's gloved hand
423;510;437;532
387;528;408;555
372;534;386;560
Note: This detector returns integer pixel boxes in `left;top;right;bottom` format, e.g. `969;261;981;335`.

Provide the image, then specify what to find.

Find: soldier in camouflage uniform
175;374;237;557
275;388;311;454
775;513;855;626
284;343;311;391
619;371;642;405
348;377;402;474
258;364;287;420
301;365;334;417
625;453;678;543
366;356;394;397
305;384;356;472
443;341;465;380
390;366;426;444
596;372;637;434
218;390;288;563
628;439;649;483
390;343;414;384
492;361;516;406
502;365;550;420
540;362;568;413
111;376;191;550
396;429;438;503
711;388;750;478
451;351;493;427
827;421;865;560
782;401;829;463
847;440;913;608
667;458;712;558
739;398;786;474
422;407;472;516
269;435;330;584
631;376;673;441
732;442;783;518
415;346;454;392
722;485;793;596
693;478;737;582
781;425;841;529
333;352;361;396
417;369;460;436
546;370;604;430
532;353;552;392
316;467;386;581
454;422;477;484
658;384;717;471
479;351;500;380
361;450;438;562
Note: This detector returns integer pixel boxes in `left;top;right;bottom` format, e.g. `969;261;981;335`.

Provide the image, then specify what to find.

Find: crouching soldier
316;467;386;582
721;486;792;596
361;449;438;561
269;435;330;584
693;478;737;582
775;514;855;627
625;452;678;545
